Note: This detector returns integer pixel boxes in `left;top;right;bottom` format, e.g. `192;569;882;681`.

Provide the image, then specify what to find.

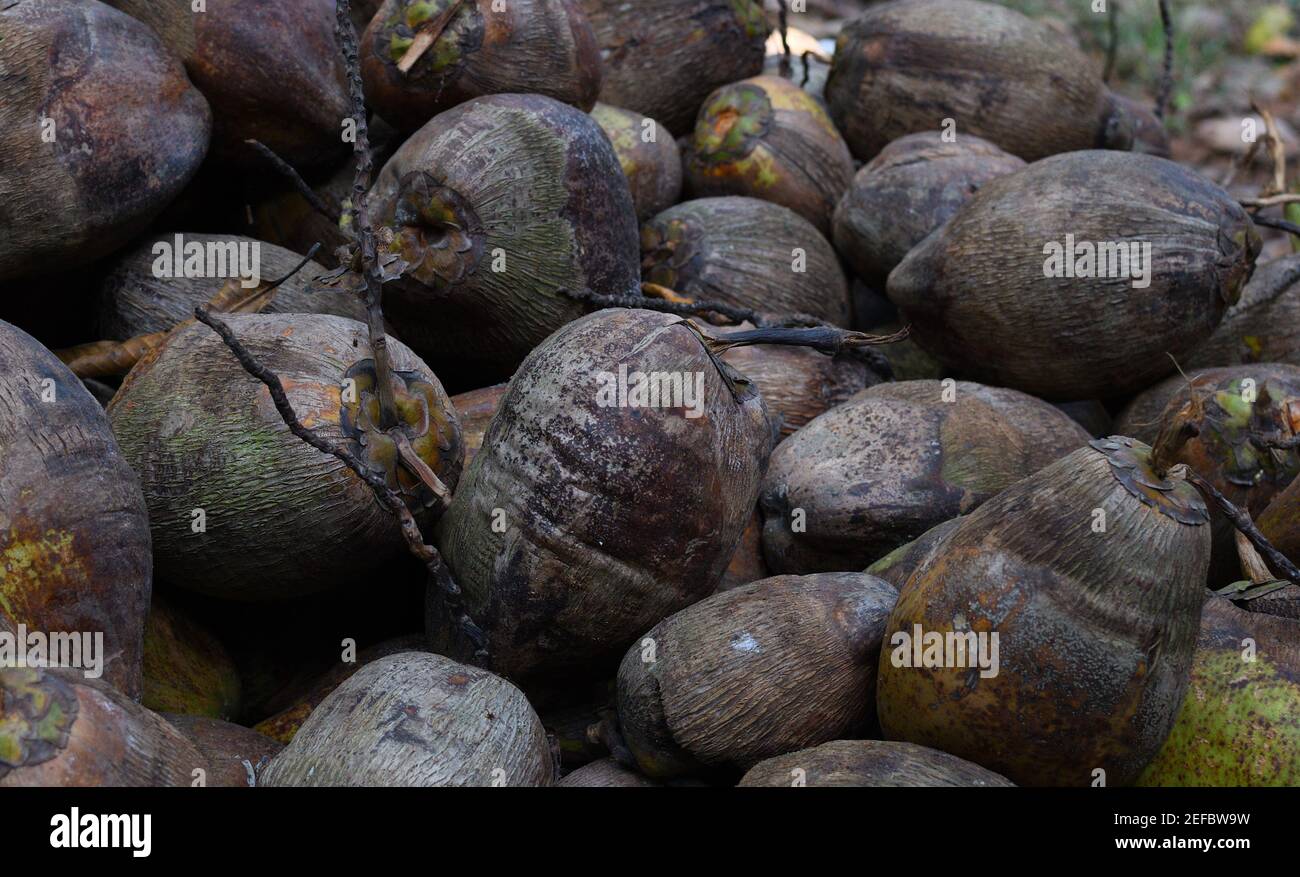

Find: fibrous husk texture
591;103;683;222
1189;254;1300;369
738;739;1014;787
260;652;554;787
0;319;152;700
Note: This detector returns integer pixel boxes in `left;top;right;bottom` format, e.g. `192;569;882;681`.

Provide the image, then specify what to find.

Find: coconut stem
334;0;399;433
395;0;465;75
1180;466;1300;585
1253;432;1300;451
194;305;490;666
1154;0;1174;121
1102;0;1118;84
243;139;341;224
1251;214;1300;238
777;0;792;79
693;323;912;357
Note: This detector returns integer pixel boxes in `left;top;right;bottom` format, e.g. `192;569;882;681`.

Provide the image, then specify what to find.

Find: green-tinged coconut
0;320;152;699
96;234;365;340
450;384;509;470
109;0;351;171
1189;254;1300;369
432;309;773;681
591;103;684;221
761;380;1090;575
832;133;1025;288
579;0;768;135
716;323;878;438
142;595;240;720
0;668;205;786
617;573;897;779
685;75;853;234
738;740;1014;787
0;0;211;284
370;93;640;380
887;151;1260;400
1138;598;1300;786
361;0;601;133
260;652;554;786
162;714;283;788
824;0;1121;162
877;438;1212;786
558;758;659;787
108;313;462;601
642;197;850;325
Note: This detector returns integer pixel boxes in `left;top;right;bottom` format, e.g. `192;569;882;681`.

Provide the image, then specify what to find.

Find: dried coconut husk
738;740;1013;787
591;103;684;222
1188;254;1300;369
450;383;509;470
824;0;1119;162
716;509;769;593
0;0;211;284
0;668;205;787
370;93;640;380
761;380;1090;575
558;759;659;787
641;197;850;326
0;320;152;700
684;75;853;234
617;572;897;779
578;0;768;136
110;0;352;172
432;309;773;682
260;652;554;786
877;438;1212;786
162;714;283;788
141;594;240;721
831;132;1025;289
360;0;601;133
108;313;462;601
1137;598;1300;786
887;151;1261;400
96;234;365;340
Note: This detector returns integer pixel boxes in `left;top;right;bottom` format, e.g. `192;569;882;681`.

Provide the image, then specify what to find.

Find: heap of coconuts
6;0;1300;793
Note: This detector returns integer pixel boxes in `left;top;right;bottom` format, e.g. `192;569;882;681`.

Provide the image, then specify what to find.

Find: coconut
361;0;601;133
1259;476;1300;578
450;383;509;469
716;510;769;593
1138;598;1300;786
578;0;768;135
761;380;1091;575
259;652;554;786
141;595;240;721
877;438;1212;786
591;103;684;222
684;75;853;234
824;0;1120;162
558;759;659;787
432;309;773;682
0;320;152;699
887;151;1261;400
0;0;211;284
108;313;462;601
1104;91;1172;158
96;234;365;340
370;93;640;380
738;740;1014;787
110;0;351;172
831;133;1025;289
617;573;897;779
641;197;850;325
1188;254;1300;369
162;714;283;788
0;668;204;786
865;517;961;590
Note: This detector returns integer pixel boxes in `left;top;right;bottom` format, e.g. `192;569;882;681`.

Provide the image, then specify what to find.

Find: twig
334;0;399;431
395;0;465;75
1103;0;1119;84
1251;214;1300;238
1236;529;1275;585
1240;194;1300;209
244;140;341;224
1252;102;1289;197
1251;432;1300;451
777;0;792;79
1154;0;1173;121
801;50;814;89
1180;466;1300;584
392;430;453;512
193;305;489;665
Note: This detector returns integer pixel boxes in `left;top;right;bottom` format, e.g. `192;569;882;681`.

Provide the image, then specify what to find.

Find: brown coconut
641;197;850;326
1188;254;1300;369
591;103;684;221
0;0;211;284
162;714;283;788
260;652;554;786
141;595;240;721
558;759;659;787
433;309;773;682
738;740;1014;787
617;573;897;779
684;75;853;234
760;380;1091;575
0;320;152;699
877;438;1213;786
887;151;1261;400
108;313;462;601
450;383;509;470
